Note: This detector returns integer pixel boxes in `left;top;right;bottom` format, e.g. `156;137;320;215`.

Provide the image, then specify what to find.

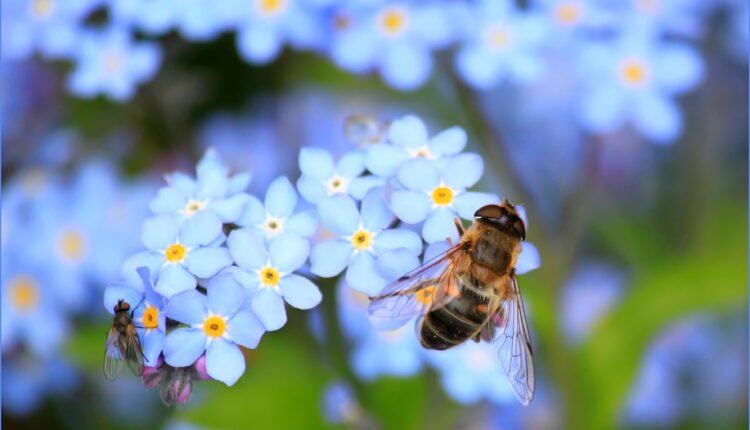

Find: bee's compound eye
474;204;502;219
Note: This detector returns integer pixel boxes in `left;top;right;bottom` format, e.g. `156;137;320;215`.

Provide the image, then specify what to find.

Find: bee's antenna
131;297;146;317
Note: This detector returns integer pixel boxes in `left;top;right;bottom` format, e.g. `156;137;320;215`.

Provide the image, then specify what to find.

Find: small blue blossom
577;30;704;143
365;115;467;178
390;156;498;243
67;27;162;101
104;267;167;366
236;176;318;241
296;148;383;204
150;149;252;224
226;229;322;331
624;0;709;39
108;0;176;36
1;356;77;417
322;380;359;425
163;273;265;386
128;212;232;297
310;190;422;295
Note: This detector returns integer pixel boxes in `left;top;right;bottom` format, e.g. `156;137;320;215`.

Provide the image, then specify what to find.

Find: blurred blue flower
163;273;265;386
108;0;175;36
390;155;498;243
454;0;548;89
310;191;421;295
150;149;251;224
1;356;77;417
226;229;321;331
104;267;167;366
172;1;237;41
365;115;467;178
322;380;359;425
236;176;317;241
624;0;709;39
67;27;161;101
1;0;101;60
296;148;383;204
129;212;232;297
577;30;704;143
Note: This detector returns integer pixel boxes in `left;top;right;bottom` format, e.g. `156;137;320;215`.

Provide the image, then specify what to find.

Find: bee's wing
104;328;125;380
124;328;146;377
368;244;464;330
485;274;535;405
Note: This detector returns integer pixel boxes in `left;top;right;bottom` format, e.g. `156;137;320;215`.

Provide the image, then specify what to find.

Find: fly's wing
104;328;125;380
486;274;535;405
368;244;464;330
124;327;145;377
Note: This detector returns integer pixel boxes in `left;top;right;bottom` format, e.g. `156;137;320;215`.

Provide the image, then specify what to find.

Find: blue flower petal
166;289;206;325
180;210;223;247
164;328;206;367
237;22;282;65
195;169;228;200
207;273;244;316
150;187;187;214
424;240;452;261
349;176;387;200
361;188;392;232
142;215;178;251
516;242;541;275
453;192;499;220
331;26;377;72
166;172;197;196
391;190;431;224
251;288;287;331
376;249;421;283
296;175;326;204
373;229;423;255
210;193;251;223
141;329;165;367
580;85;626;133
443;153;484;190
185;247;232;279
265;176;297;218
103;283;143;315
207;338;245;386
227;310;265;349
365;144;409;177
429;126;466;156
269;234;309;273
286;210;318;237
381;42;433;91
227;172;252;194
156;264;197;297
279;274;322;309
422;208;457;243
631;92;681;144
653;43;704;95
310;240;352;277
236;194;265;227
388;115;428;149
397;158;439;191
318;195;359;236
222;266;260;295
346;252;387;295
299;147;335;181
336;151;366;178
227;228;267;270
121;251;164;288
455;43;502;90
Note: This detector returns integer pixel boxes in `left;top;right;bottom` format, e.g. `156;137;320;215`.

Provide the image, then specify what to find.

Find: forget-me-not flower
310;191;422;295
227;229;322;331
67;27;162;101
390;155;498;243
163;274;265;386
365;115;467;178
236;176;317;241
297;148;383;204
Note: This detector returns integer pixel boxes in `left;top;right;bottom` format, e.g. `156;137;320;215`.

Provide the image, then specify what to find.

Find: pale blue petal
361;188;392;232
310;240;352;277
443;153;484;190
365;144;409;177
207;273;244;316
149;187;187;214
166;289;206;325
121;251;164;288
373;229;422;255
349;176;386;200
237;22;282;65
397;158;439;191
197;148;228;177
227;310;264;349
580;86;626;133
141;330;165;367
185;247;232;278
299;147;335;180
180;210;223;247
206;338;245;386
195;169;228;200
279;274;322;310
387;115;428;148
103;284;143;315
346;252;386;295
381;42;433;90
453;192;499;220
164;328;206;367
318;195;359;236
227;172;252;194
142;215;179;251
211;193;251;223
297;175;326;204
429;126;466;156
631;92;682;144
331;27;377;72
165;172;197;196
516;242;541;275
335;151;365;178
236;194;265;227
269;234;309;272
286;210;317;237
455;44;502;90
265;176;297;218
391;190;431;224
422;208;457;243
156;264;197;297
251;288;287;331
653;43;704;95
222;266;260;295
376;249;421;283
227;228;267;270
424;240;452;261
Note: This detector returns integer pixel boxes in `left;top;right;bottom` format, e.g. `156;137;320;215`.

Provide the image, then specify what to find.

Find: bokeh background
1;0;747;429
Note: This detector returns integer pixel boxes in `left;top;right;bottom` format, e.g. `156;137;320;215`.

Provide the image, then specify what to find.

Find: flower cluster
3;0;738;143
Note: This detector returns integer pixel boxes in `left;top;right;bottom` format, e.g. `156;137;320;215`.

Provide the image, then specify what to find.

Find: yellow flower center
165;243;187;263
142;306;159;329
415;285;436;305
431;186;454;206
620;59;649;87
554;2;582;26
30;0;54;18
183;199;206;217
203;315;226;338
333;14;350;31
256;0;286;17
378;7;407;36
350;229;373;251
260;266;281;287
9;276;39;313
58;228;86;263
263;216;284;237
103;53;122;72
487;27;509;48
326;175;349;196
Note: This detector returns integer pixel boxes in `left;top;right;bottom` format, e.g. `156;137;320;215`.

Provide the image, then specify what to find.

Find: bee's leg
453;218;465;237
131;297;146;318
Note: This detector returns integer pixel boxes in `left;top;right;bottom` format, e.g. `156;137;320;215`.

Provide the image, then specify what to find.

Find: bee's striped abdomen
419;281;490;350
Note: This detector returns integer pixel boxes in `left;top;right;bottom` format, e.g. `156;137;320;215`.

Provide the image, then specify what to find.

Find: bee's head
114;299;130;313
474;200;526;240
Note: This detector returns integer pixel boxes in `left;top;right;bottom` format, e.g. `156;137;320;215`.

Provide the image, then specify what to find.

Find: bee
368;200;535;405
104;299;145;380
